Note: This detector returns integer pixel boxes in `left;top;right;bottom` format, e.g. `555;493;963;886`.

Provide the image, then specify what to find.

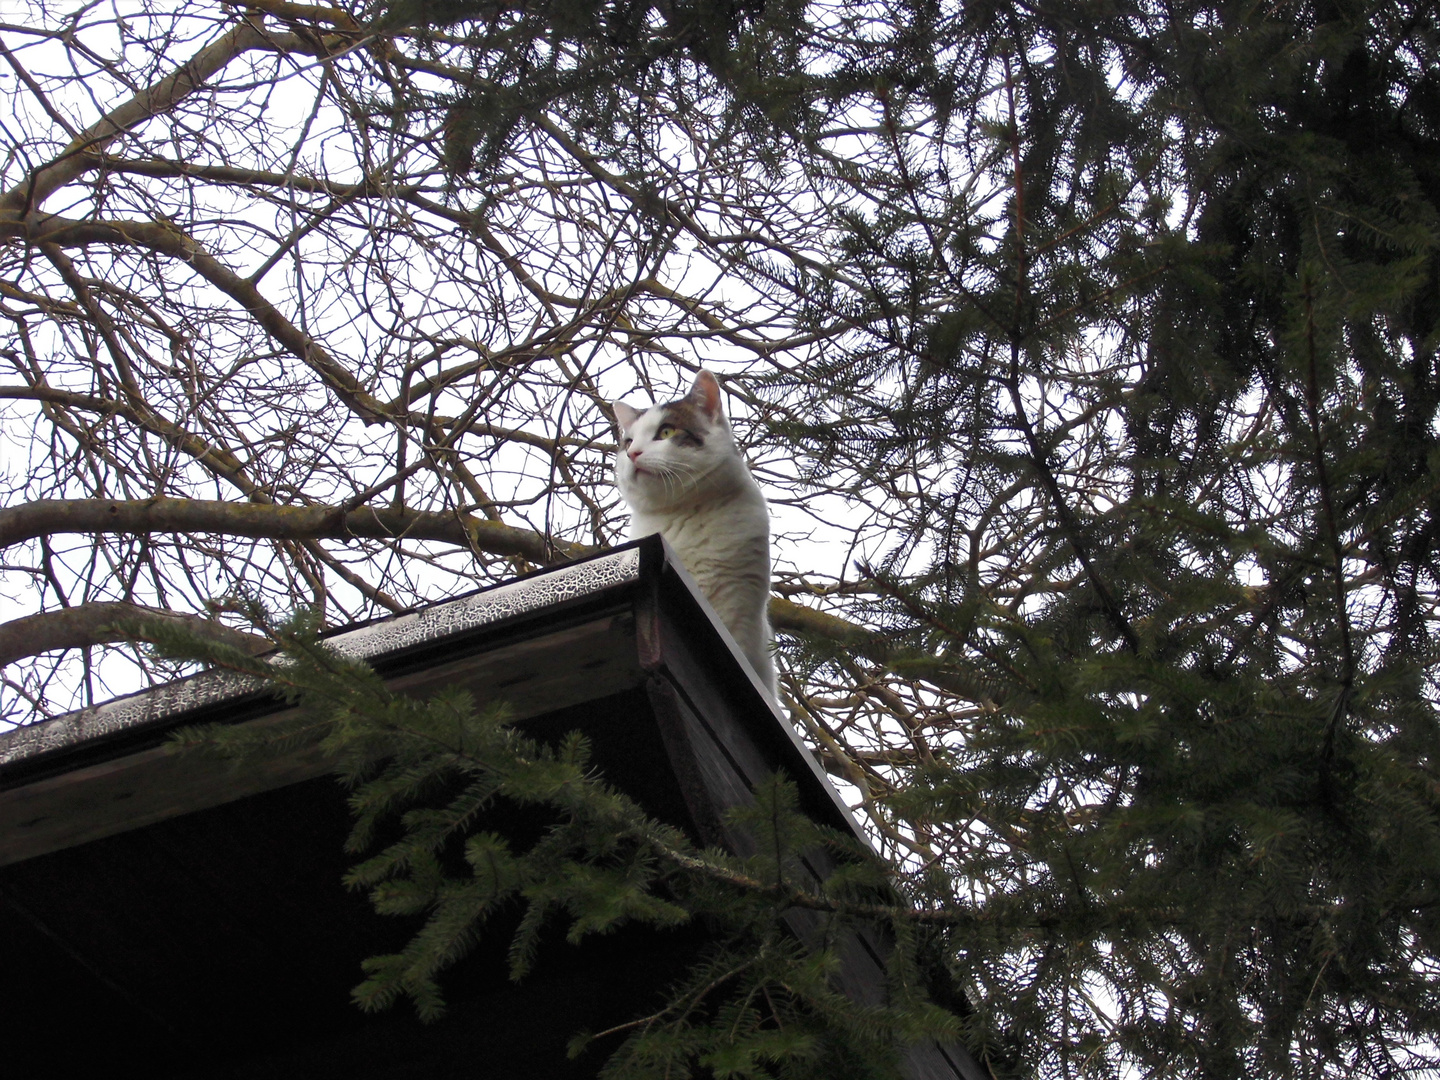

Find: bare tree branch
2;214;391;423
0;498;590;565
0;601;268;667
0;21;285;214
0;384;259;496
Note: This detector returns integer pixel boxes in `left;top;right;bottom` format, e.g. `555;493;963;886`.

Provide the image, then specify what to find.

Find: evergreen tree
370;0;817;181
764;0;1440;1076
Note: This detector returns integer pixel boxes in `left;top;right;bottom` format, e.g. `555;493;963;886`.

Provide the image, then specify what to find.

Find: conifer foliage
767;0;1440;1077
378;0;810;180
143;606;957;1080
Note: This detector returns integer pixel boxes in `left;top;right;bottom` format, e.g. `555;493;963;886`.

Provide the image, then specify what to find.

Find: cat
612;370;777;697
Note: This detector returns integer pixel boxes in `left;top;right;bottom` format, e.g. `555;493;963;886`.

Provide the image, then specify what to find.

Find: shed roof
0;536;983;1080
0;537;852;866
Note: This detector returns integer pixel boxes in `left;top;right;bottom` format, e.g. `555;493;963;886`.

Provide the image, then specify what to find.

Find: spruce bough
140;607;961;1080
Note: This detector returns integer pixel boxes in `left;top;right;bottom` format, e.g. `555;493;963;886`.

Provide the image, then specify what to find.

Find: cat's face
612;370;740;512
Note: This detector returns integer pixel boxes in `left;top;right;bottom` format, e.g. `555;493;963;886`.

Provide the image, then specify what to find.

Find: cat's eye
621;437;632;449
656;424;678;440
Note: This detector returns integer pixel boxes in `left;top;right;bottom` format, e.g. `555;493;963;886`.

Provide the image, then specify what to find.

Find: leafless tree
0;2;980;857
0;6;806;698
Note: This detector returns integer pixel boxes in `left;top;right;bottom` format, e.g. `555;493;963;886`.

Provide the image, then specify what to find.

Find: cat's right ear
688;370;724;421
612;401;643;432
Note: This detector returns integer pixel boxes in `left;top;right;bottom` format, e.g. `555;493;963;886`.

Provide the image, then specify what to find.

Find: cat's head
612;370;746;512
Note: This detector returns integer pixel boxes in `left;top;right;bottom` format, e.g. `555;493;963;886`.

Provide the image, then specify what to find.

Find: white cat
612;370;777;696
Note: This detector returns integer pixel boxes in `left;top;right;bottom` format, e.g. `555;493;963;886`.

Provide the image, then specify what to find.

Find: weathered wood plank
0;614;643;866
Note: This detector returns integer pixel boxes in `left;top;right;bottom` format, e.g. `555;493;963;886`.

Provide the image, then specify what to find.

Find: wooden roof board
0;545;647;787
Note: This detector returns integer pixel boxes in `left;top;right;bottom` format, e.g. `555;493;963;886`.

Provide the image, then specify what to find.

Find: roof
0;537;854;866
0;536;983;1080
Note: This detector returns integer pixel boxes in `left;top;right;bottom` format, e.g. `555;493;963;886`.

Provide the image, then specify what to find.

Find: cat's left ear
612;401;643;431
688;370;724;421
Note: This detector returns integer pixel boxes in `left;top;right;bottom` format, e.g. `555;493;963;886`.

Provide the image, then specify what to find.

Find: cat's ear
612;401;643;432
688;370;723;421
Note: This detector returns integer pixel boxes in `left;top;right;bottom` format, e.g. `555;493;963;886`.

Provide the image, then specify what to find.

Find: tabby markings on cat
612;370;777;697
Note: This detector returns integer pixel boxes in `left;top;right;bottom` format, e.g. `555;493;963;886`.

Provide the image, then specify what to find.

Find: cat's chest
631;498;768;575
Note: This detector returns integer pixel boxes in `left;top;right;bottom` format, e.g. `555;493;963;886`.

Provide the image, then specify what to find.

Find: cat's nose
628;449;642;462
